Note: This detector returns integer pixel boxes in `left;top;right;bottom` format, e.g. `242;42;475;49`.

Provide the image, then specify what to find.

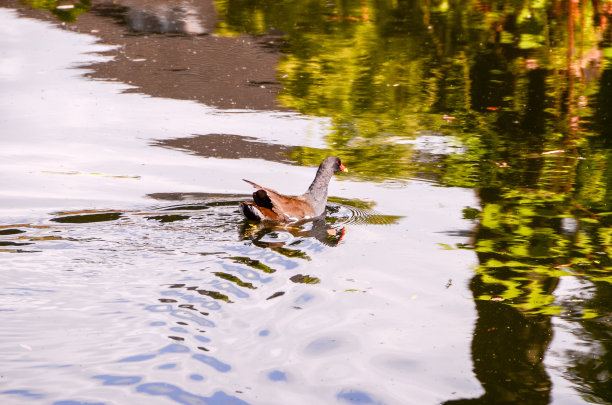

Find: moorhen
240;156;348;222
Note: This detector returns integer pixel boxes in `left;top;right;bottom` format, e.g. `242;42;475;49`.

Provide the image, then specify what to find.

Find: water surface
1;1;612;404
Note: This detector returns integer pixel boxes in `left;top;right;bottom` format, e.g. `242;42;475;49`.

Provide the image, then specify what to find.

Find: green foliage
23;0;91;22
229;256;276;273
290;274;321;284
472;186;612;314
31;0;612;317
212;0;612;317
214;272;256;289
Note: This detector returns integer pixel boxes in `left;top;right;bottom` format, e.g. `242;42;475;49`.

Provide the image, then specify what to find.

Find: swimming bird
239;156;348;222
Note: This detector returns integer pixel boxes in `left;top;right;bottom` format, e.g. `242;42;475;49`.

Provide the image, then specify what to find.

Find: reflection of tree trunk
444;275;553;405
594;67;612;147
568;0;579;139
522;69;546;136
444;193;560;404
566;282;612;403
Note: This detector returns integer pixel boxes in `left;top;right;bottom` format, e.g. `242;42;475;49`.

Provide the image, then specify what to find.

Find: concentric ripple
326;202;403;226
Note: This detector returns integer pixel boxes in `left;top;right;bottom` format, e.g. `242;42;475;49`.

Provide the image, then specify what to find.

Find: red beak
340;163;348;173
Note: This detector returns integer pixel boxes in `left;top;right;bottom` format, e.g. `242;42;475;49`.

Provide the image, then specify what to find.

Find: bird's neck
306;164;333;194
304;165;333;215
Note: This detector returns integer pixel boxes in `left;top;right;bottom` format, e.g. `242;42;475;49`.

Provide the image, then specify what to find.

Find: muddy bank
2;0;285;110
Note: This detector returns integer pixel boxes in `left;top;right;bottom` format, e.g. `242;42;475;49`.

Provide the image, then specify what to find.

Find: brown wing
240;201;284;221
243;179;314;221
242;179;279;195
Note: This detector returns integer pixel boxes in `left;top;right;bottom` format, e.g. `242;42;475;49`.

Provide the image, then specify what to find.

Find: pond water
1;1;611;404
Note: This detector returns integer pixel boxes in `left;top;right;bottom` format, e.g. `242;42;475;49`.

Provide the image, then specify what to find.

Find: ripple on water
327;202;403;226
1;197;401;404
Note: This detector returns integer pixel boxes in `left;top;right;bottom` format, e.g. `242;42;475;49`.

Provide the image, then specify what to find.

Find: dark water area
1;0;612;404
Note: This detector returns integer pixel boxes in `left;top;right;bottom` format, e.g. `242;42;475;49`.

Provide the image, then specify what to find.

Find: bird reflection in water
239;216;346;260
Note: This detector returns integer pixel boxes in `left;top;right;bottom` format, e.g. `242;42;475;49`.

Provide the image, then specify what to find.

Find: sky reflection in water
1;1;611;405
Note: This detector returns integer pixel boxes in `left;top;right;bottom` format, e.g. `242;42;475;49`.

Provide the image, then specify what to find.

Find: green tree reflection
214;0;612;310
215;1;612;402
22;0;91;22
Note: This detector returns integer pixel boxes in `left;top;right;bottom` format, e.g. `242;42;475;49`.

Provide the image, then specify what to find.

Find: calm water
1;1;611;404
